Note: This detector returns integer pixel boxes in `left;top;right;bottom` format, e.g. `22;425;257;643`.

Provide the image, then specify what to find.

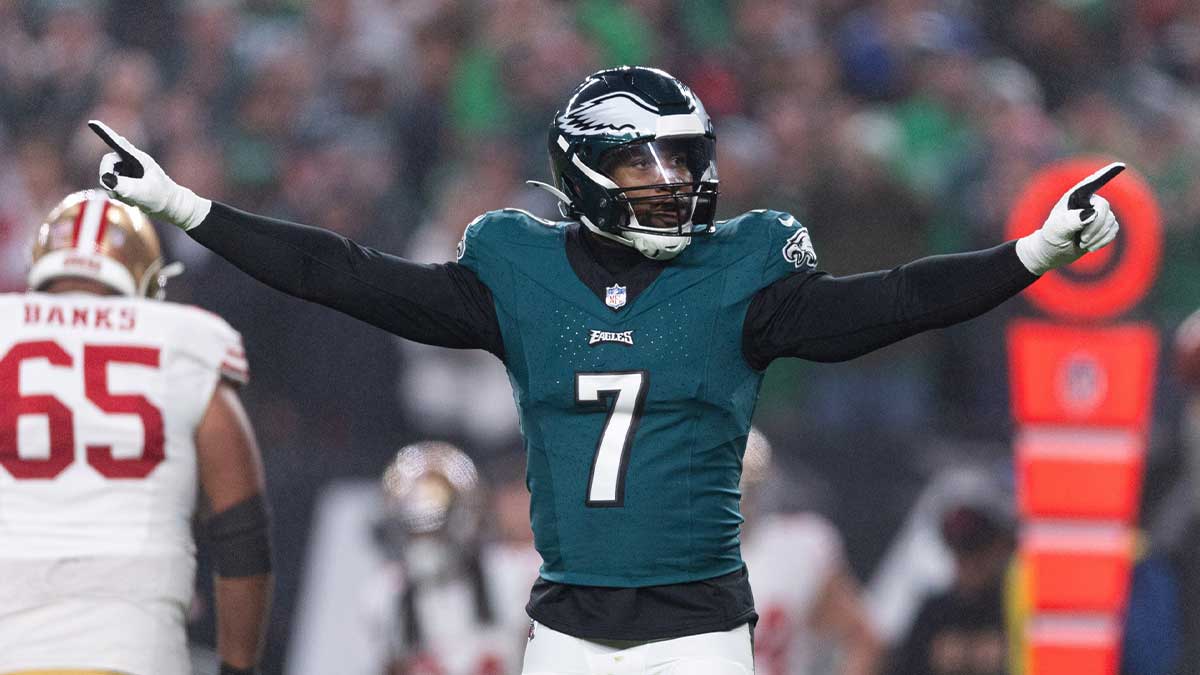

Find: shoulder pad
456;209;565;272
708;209;820;291
168;303;249;385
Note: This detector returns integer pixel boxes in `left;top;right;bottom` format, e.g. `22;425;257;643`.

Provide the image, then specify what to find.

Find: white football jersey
359;543;542;675
0;291;247;675
743;513;844;675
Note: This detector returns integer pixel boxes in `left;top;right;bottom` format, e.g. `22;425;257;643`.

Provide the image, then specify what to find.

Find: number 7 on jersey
575;371;648;507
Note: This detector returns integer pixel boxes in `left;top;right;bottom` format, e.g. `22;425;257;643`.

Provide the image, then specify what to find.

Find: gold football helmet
28;189;181;298
380;441;484;539
374;441;486;579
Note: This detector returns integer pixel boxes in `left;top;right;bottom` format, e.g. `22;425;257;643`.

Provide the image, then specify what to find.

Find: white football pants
521;621;754;674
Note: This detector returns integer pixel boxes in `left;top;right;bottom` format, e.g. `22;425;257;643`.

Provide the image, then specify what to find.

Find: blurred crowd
5;0;1200;671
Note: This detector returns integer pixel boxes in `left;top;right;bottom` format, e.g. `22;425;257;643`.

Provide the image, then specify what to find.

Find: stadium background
2;0;1199;672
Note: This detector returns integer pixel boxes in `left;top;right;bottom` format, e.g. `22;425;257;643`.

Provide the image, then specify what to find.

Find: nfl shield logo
605;284;627;310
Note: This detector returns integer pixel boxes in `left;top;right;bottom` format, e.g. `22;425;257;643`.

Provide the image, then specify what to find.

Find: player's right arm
87;121;504;356
197;381;272;674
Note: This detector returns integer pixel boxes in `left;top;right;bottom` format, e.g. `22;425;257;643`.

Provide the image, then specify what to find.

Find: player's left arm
197;381;272;675
744;240;1036;366
743;165;1123;368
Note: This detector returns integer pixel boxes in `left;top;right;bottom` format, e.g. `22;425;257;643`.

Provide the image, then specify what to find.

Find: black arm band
219;663;258;675
207;494;272;577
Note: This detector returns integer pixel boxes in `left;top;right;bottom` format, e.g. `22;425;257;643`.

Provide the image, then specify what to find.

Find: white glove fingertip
89;119;135;154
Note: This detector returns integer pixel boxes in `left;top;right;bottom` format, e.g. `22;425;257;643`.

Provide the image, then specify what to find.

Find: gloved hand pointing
89;120;211;231
1015;162;1124;275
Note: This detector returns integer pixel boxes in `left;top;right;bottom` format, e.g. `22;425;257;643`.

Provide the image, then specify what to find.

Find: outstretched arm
87;120;504;356
744;163;1123;368
743;241;1036;367
192;204;503;356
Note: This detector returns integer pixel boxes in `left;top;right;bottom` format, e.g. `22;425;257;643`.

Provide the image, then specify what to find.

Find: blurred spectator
0;137;72;290
889;496;1015;675
1127;307;1200;673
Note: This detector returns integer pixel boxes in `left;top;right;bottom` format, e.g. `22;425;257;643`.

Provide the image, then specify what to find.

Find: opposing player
361;442;539;674
89;65;1121;672
0;191;271;675
739;429;881;675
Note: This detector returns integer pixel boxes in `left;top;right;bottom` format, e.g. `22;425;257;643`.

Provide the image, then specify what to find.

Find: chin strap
579;215;633;245
580;215;688;260
529;179;690;260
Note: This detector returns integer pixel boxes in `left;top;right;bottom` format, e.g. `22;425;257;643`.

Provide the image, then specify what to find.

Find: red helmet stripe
74;197;106;252
70;200;88;247
94;200;111;250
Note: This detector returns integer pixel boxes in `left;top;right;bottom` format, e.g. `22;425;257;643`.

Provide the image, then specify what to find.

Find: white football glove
88;120;211;231
1015;162;1124;275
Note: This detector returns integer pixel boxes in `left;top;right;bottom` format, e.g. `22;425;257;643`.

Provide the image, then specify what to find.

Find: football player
362;442;540;675
739;429;882;675
0;191;270;675
88;65;1120;673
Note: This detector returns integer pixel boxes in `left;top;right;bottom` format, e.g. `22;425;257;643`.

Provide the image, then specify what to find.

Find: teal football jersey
457;208;817;587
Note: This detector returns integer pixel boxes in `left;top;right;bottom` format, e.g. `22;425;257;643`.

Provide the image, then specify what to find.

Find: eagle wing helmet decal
558;92;680;137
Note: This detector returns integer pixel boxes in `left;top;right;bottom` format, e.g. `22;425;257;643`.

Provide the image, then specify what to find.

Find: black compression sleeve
743;240;1037;368
191;203;504;357
207;494;271;578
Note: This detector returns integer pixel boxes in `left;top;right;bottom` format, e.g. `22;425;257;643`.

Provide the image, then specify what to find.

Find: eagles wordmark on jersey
457;207;813;587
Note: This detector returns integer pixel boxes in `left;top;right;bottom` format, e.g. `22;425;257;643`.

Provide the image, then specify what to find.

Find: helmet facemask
597;136;718;235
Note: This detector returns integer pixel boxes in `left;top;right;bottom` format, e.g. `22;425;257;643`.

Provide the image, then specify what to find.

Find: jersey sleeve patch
762;211;819;285
455;212;498;274
780;224;817;270
456;214;484;262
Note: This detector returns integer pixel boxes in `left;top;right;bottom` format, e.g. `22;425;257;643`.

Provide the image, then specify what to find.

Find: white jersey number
575;371;647;507
0;340;164;479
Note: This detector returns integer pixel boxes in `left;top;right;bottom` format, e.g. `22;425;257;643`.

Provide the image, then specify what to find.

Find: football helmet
374;441;485;579
535;66;719;260
28;189;181;298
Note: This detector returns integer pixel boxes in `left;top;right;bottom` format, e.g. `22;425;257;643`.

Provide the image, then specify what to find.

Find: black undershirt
191;203;1037;640
565;222;669;305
